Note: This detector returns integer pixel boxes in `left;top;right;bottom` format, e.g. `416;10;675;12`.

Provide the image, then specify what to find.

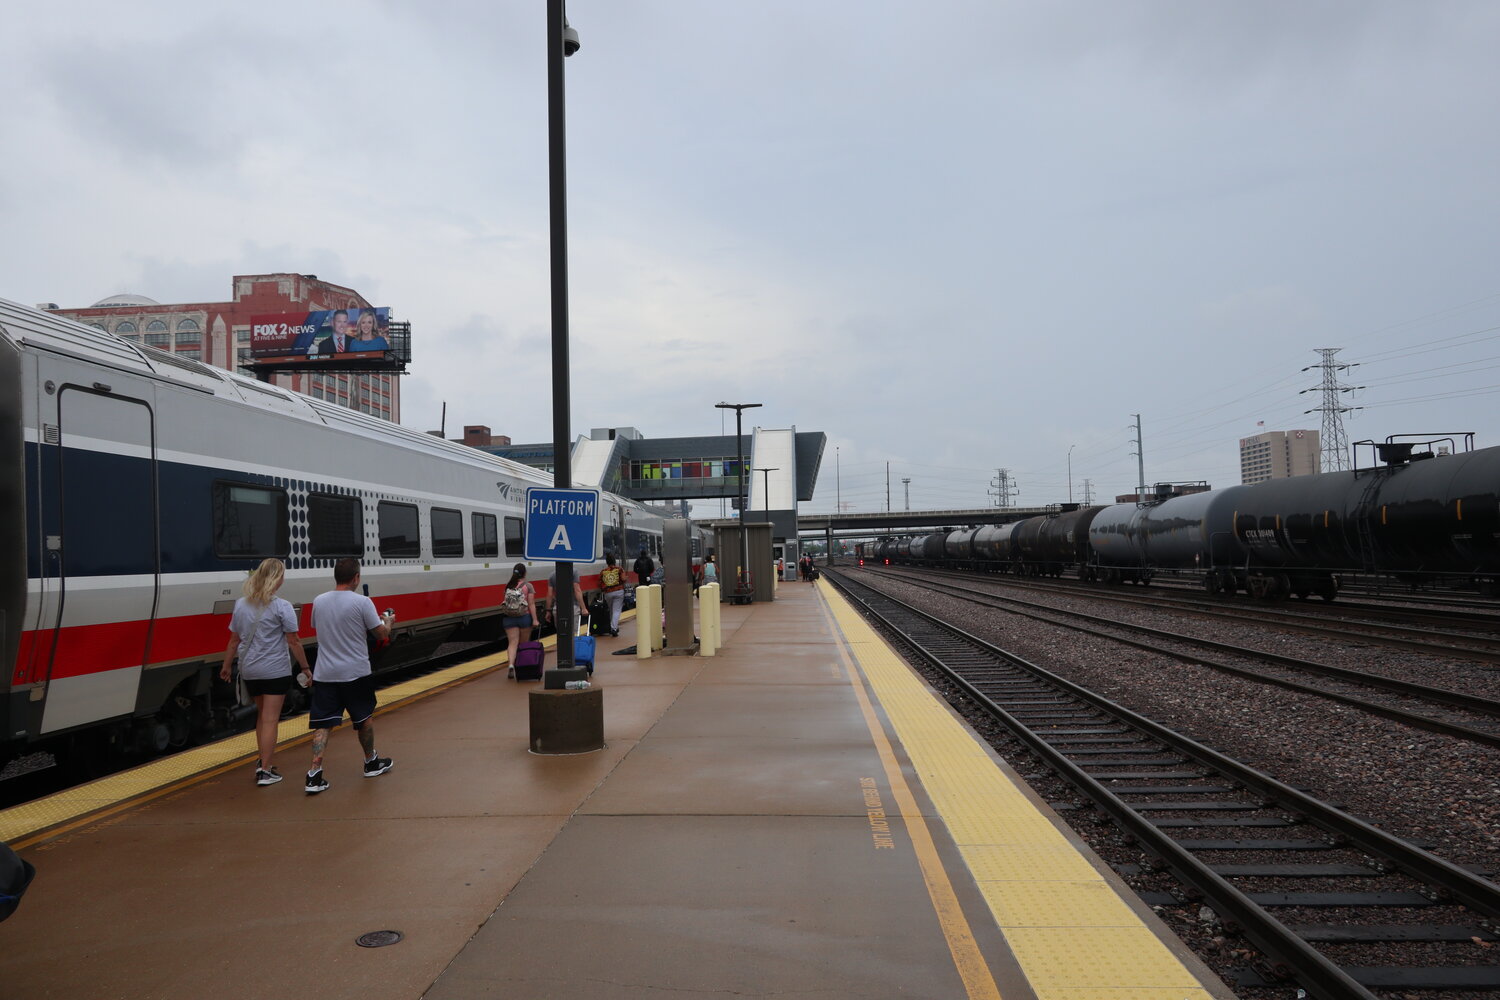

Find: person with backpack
220;557;312;786
502;564;538;677
599;553;626;637
632;547;654;590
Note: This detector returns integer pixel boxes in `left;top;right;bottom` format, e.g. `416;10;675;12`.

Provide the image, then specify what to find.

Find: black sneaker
363;756;393;778
256;767;283;786
305;769;329;794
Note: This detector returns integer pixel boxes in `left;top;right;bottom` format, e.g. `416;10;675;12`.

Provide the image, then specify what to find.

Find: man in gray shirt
305;558;393;794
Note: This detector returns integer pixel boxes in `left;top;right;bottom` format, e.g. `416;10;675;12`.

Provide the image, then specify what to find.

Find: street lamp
715;401;761;602
754;467;778;515
1067;444;1075;504
547;0;580;663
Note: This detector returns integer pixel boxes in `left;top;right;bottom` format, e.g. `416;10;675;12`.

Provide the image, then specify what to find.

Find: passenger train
861;439;1500;600
1;298;696;766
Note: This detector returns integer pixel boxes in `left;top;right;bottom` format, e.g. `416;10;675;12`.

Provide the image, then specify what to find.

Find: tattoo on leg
357;722;376;758
311;728;329;766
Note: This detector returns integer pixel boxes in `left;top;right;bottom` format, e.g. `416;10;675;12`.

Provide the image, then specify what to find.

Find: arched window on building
115;321;137;334
144;320;169;348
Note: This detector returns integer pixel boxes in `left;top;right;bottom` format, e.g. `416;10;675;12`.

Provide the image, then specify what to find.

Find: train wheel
1203;575;1221;596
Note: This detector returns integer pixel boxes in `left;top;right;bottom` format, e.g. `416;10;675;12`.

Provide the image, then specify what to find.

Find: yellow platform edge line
817;581;1219;999
0;614;625;848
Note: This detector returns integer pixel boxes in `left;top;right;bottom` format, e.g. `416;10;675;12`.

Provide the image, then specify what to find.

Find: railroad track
863;566;1500;750
826;567;1500;997
902;565;1500;638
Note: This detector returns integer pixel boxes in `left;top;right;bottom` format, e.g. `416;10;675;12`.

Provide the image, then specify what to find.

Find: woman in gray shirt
221;558;311;786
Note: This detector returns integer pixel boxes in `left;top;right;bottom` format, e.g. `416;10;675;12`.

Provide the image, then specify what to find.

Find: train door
39;386;159;734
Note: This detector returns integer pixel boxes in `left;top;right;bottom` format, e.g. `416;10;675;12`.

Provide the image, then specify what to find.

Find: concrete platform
0;579;1233;1000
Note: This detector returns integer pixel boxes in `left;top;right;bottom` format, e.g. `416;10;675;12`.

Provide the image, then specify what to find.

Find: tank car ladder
1350;470;1385;577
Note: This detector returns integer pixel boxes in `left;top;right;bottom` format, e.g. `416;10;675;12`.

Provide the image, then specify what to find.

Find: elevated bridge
795;506;1060;535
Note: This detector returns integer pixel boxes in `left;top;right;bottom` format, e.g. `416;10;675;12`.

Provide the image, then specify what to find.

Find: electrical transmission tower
901;477;911;510
1130;414;1146;499
1301;348;1363;472
1081;478;1095;505
988;468;1018;508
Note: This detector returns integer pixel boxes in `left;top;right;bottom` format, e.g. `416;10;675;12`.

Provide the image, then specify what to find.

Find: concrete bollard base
528;689;604;754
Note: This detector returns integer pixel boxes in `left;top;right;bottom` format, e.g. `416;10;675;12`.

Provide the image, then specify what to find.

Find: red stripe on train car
12;576;602;684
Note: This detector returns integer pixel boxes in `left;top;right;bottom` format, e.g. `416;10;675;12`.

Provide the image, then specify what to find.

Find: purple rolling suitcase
512;640;546;681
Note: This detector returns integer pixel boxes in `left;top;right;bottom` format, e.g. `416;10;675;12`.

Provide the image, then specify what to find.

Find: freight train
860;439;1500;600
1;298;697;768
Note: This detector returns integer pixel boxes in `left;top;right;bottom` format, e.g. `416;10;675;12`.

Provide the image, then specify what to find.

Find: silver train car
2;298;692;765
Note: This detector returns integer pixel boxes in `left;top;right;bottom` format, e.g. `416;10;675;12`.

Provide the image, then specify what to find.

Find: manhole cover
356;930;403;948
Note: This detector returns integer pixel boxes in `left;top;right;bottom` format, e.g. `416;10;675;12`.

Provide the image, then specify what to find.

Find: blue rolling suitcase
573;625;596;674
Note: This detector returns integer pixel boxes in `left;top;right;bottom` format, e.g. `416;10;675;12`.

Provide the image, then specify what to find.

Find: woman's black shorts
245;675;293;697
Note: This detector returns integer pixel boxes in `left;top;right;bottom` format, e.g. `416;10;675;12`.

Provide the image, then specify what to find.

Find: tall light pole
1067;444;1075;504
716;401;761;602
547;0;581;663
835;446;840;518
755;467;778;515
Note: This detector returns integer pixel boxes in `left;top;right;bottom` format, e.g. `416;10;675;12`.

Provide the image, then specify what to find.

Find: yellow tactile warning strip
819;582;1220;1000
0;609;624;848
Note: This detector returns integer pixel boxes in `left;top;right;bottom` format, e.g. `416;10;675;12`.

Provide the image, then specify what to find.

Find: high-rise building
1239;429;1320;484
44;273;401;422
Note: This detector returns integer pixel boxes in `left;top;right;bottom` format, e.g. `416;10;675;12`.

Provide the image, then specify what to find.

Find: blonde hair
243;558;286;608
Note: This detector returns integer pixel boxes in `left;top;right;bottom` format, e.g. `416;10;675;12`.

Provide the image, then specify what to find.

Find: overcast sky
4;2;1498;514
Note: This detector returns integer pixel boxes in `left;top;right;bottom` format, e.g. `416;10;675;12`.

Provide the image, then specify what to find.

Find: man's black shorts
245;675;293;697
308;675;377;729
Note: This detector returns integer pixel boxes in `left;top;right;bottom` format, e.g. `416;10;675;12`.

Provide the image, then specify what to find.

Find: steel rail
872;569;1500;749
904;565;1500;651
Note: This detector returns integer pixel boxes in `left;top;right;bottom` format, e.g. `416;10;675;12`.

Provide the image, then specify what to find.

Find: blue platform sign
523;487;601;563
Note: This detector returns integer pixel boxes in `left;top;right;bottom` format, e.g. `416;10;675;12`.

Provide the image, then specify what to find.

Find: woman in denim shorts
502;564;538;677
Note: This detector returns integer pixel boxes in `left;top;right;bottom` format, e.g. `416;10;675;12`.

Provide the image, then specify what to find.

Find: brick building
44;273;400;421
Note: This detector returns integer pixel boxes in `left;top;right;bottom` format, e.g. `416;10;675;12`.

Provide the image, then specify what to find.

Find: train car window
377;501;421;558
473;513;499;558
308;492;363;556
504;516;525;557
212;482;289;558
431;507;464;557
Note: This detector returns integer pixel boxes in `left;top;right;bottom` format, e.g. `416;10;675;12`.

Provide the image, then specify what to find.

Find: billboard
250;307;392;359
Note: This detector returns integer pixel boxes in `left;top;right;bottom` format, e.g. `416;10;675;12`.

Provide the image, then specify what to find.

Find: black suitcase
589;598;609;636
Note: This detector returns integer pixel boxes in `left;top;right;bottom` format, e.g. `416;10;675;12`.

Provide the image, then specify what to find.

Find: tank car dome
91;293;161;308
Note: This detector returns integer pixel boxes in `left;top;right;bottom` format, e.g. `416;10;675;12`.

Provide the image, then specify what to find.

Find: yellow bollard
635;584;656;659
699;583;718;656
648;584;664;652
710;582;723;651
